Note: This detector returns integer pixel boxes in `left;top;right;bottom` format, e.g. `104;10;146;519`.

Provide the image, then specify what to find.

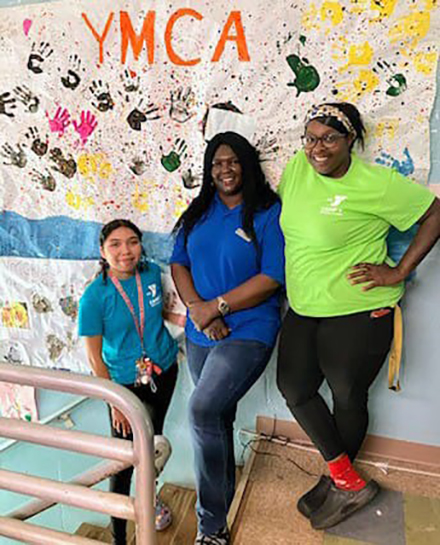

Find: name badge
235;228;252;243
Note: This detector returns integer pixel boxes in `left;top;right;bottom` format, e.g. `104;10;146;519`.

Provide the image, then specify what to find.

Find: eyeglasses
301;133;347;148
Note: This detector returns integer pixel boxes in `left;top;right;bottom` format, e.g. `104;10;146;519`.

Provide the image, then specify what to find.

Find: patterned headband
305;104;355;135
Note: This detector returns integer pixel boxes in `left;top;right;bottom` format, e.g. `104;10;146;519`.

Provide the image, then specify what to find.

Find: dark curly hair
173;131;279;251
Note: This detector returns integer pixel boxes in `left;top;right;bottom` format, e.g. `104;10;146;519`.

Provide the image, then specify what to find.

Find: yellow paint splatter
77;152;113;183
132;182;152;213
65;190;94;210
302;3;320;31
1;302;29;329
374;118;400;140
333;38;374;72
403;49;437;75
349;0;369;15
389;11;431;48
370;0;398;22
320;2;344;26
335;69;380;101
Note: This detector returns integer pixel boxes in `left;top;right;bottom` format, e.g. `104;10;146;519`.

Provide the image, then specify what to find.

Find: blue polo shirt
170;195;285;347
78;262;177;385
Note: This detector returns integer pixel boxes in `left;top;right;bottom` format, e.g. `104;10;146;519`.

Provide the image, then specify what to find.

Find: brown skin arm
186;273;281;331
170;263;230;340
348;197;440;291
84;336;131;437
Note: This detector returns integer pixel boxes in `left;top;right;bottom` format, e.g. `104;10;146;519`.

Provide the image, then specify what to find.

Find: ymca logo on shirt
147;284;161;307
320;195;347;216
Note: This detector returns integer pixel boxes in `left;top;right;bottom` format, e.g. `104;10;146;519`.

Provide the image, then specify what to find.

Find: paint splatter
23;19;32;37
59;295;78;321
375;147;414;177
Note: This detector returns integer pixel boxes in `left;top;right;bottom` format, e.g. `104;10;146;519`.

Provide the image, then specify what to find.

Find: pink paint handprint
73;110;98;145
46;107;71;136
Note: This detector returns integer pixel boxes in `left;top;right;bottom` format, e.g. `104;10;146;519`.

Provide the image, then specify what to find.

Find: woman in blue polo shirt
78;219;178;544
170;132;285;545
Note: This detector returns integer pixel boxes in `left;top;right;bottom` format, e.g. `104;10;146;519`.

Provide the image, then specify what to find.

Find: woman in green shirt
277;102;440;530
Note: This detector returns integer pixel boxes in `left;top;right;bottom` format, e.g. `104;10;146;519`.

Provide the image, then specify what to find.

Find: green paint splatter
299;35;307;46
286;54;320;96
386;73;407;97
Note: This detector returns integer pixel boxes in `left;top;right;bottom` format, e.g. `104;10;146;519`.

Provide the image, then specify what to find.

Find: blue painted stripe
0;211;174;264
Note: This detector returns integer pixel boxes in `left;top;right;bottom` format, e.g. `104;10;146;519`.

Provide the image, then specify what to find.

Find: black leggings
277;308;394;462
110;364;178;545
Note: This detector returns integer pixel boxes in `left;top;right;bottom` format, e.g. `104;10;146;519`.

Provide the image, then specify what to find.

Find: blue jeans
187;339;273;535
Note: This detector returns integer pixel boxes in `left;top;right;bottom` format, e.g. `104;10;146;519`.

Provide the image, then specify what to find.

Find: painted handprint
170;86;196;123
46;107;71;136
127;99;160;131
120;69;140;95
25;126;48;157
375;147;414;177
1;143;27;168
128;150;149;176
256;134;280;162
73;110;98;145
61;54;83;91
13;85;40;113
182;169;202;189
27;41;53;74
286;36;320;96
30;168;56;191
161;139;187;173
0;92;17;118
89;80;114;112
49;147;77;179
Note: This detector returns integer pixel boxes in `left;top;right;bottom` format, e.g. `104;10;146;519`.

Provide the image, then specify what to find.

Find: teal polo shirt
170;195;285;347
78;262;177;384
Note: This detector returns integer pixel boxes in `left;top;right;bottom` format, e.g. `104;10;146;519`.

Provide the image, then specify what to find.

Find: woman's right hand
203;317;231;341
111;406;132;437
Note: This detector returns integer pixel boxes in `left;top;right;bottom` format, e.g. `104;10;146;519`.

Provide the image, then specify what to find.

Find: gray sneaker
195;526;230;545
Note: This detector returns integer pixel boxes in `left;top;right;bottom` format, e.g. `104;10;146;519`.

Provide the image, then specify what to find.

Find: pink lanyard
110;269;145;352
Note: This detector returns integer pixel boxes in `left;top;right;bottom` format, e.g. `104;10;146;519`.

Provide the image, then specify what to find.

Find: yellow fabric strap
388;304;403;392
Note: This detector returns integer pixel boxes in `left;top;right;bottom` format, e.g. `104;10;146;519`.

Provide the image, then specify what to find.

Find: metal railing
0;363;157;544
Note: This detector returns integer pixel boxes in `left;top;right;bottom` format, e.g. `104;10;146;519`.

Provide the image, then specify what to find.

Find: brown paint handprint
49;147;77;179
25;126;48;157
13;85;40;113
30;168;56;191
27;41;53;75
120;69;140;96
0;92;17;118
170;87;196;123
1;143;27;168
127;99;160;131
60;54;83;91
89;80;114;112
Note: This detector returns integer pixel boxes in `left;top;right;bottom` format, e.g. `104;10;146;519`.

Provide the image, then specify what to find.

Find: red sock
328;454;366;491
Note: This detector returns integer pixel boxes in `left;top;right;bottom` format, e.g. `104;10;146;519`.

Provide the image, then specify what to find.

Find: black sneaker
297;475;332;518
195;526;230;545
310;480;380;530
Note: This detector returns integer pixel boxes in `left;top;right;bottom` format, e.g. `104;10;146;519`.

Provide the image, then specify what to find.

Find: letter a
212;11;250;62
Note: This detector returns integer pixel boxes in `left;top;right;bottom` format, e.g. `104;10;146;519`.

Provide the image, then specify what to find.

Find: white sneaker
154;435;172;477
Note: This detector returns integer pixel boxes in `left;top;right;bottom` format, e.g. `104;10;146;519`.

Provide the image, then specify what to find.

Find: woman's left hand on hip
347;262;404;291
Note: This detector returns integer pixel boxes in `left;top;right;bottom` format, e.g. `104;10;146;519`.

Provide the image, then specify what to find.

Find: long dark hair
311;102;366;150
98;219;147;282
173;132;279;247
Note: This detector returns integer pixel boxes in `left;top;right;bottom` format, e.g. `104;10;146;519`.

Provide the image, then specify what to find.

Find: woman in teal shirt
78;219;178;544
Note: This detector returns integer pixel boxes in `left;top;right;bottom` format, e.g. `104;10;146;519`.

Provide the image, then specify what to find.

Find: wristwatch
217;296;230;316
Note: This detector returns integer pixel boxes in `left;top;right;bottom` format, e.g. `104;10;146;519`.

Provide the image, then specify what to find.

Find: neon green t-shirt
278;150;434;317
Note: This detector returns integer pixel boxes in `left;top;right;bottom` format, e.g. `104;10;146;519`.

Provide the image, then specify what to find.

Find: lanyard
109;269;145;352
